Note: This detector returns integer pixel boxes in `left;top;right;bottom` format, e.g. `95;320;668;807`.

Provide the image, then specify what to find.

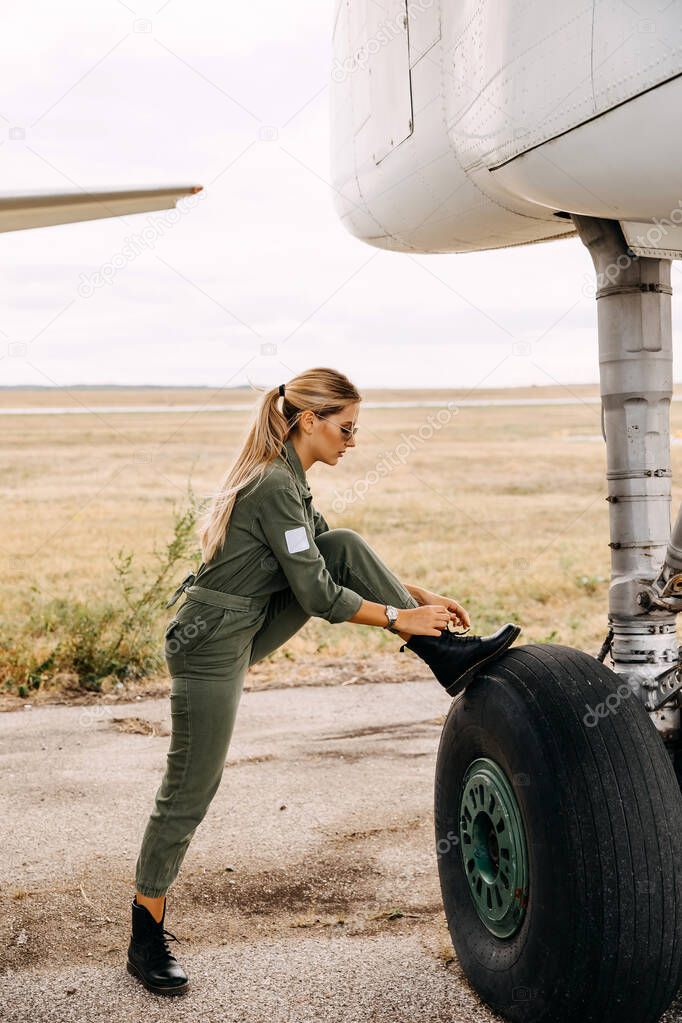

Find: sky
1;0;681;392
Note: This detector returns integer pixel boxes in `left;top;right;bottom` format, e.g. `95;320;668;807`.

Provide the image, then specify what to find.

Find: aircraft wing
0;184;202;233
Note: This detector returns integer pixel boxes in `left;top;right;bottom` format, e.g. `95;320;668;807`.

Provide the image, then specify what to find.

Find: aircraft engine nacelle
330;0;682;257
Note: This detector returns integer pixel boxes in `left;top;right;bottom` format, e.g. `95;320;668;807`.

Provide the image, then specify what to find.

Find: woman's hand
395;604;453;637
411;587;471;629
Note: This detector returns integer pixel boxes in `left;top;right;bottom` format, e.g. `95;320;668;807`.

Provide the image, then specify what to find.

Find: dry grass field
3;382;680;704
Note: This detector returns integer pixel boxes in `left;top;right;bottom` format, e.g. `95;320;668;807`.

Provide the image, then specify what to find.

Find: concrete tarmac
2;679;681;1022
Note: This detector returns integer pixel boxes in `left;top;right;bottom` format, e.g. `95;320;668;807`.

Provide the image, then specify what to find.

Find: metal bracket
659;572;682;599
643;661;682;712
594;631;681;710
637;576;682;613
596;281;673;299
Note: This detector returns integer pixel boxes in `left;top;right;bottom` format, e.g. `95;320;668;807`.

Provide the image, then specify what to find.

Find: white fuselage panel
330;0;682;253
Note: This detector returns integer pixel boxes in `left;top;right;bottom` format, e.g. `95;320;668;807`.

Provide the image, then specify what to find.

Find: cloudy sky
1;0;681;392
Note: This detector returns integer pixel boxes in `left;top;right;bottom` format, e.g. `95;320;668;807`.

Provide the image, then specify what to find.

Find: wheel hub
459;757;529;938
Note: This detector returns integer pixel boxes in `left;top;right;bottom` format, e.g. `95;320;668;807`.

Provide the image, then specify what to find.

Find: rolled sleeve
254;485;363;623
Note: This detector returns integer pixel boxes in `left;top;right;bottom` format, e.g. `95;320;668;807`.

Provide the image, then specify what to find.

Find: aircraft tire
434;642;682;1023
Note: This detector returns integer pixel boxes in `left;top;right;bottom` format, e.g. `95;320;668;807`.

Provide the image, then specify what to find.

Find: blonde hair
198;367;362;563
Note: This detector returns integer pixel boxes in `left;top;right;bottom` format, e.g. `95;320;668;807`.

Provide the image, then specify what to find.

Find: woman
127;367;520;995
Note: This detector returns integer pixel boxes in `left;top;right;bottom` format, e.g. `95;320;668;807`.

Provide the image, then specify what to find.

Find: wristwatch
384;604;400;632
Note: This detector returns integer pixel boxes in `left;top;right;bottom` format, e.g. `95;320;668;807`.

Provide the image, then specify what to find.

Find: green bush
1;490;203;695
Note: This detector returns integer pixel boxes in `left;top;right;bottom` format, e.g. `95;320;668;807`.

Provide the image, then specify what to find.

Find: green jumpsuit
134;435;420;897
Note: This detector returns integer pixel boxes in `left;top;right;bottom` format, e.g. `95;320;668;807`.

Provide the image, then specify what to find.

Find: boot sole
127;959;190;996
444;626;522;698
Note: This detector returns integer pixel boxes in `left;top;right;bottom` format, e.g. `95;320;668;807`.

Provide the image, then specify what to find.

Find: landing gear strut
434;217;682;1023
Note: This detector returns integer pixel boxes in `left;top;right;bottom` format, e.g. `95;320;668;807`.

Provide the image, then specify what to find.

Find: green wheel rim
459;757;529;938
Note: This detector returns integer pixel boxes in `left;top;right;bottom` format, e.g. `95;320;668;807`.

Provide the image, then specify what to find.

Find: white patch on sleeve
284;526;310;553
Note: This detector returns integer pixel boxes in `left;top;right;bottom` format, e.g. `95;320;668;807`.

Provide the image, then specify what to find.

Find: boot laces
442;629;478;644
147;926;180;966
400;629;478;653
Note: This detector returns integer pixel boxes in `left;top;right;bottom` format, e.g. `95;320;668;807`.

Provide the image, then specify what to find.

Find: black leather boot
127;896;189;996
400;622;521;697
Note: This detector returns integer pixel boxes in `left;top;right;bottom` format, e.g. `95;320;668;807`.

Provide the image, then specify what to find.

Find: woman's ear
300;410;316;435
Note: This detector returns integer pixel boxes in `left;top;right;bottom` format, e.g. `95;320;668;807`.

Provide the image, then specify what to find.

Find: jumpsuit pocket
164;602;227;657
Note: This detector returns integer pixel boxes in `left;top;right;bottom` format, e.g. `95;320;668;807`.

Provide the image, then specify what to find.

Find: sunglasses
314;413;359;442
